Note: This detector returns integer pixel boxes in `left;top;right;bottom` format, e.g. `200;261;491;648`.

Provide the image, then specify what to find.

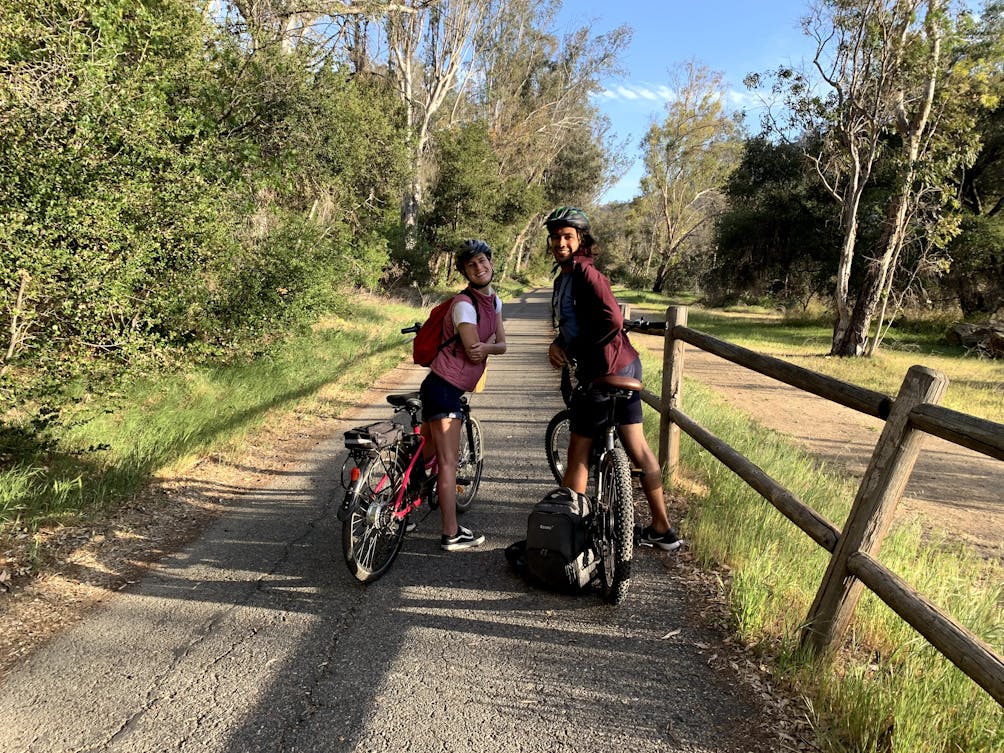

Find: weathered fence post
659;306;687;482
801;365;949;655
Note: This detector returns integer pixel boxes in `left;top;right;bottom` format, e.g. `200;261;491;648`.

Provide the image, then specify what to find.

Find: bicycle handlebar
622;317;667;336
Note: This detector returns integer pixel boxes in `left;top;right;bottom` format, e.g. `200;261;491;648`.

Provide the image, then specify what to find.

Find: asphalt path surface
0;290;781;753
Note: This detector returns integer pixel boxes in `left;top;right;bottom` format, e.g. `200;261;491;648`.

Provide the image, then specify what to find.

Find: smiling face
548;226;580;266
462;252;493;287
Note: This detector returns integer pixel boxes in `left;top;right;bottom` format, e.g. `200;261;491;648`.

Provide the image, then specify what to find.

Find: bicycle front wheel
597;447;635;605
455;416;483;512
341;450;406;583
544;410;571;485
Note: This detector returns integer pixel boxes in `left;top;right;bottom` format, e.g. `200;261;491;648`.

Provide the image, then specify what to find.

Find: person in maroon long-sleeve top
544;206;681;551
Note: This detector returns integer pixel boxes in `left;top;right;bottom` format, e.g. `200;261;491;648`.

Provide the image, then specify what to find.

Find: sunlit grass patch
0;294;423;534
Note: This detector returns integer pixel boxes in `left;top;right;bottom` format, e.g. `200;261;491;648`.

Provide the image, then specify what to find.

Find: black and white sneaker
638;525;682;552
441;525;485;551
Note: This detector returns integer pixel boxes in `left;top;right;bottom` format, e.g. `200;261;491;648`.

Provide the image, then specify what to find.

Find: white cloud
596;83;677;103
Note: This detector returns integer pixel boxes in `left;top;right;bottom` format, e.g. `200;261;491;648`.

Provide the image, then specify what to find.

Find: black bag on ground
513;486;598;593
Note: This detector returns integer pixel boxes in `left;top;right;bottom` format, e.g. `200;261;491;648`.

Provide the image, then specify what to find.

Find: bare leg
617;422;672;533
426;416;463;536
561;432;592;494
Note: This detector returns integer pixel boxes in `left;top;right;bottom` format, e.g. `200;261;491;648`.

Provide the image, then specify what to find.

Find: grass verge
0;294;422;568
637;347;1003;753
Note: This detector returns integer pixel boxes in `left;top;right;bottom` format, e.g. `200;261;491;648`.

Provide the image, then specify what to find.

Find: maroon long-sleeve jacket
552;254;638;380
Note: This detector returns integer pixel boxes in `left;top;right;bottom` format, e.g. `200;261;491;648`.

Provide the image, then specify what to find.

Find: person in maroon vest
421;240;506;550
545;207;681;551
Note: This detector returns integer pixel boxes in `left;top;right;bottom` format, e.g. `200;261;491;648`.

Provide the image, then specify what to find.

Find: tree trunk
830;182;864;353
652;261;668;294
832;182;914;356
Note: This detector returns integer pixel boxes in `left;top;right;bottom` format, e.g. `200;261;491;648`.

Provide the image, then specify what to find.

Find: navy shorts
420;371;465;421
569;357;644;437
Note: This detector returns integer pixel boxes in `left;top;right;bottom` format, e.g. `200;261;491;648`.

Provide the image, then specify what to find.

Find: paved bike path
0;289;783;753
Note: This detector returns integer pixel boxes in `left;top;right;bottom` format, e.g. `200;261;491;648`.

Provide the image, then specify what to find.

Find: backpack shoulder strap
436;289;473;356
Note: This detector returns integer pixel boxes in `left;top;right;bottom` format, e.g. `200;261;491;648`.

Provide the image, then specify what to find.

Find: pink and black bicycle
337;325;484;583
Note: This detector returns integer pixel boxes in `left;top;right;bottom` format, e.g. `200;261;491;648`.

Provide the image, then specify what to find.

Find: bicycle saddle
387;392;422;411
589;375;643;393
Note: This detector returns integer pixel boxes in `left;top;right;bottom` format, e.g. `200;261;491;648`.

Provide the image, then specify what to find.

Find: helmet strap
468;273;493;290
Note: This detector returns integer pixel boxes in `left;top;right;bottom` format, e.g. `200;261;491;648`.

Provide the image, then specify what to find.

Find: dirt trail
670;343;1002;558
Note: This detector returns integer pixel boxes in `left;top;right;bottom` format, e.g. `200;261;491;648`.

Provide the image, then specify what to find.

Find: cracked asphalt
0;290;786;753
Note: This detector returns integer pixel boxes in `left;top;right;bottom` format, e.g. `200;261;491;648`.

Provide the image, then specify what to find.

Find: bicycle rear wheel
544;409;571;485
341;450;406;583
596;447;634;605
455;416;483;512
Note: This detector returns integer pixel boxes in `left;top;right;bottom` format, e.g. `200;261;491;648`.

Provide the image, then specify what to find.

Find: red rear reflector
350;467;361;482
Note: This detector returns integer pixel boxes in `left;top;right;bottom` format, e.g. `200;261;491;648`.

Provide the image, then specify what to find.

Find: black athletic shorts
420;371;465;422
569;357;644;437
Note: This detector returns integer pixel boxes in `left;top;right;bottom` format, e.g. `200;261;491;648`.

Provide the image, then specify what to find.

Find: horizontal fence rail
639;304;1004;706
847;551;1004;703
909;403;1004;462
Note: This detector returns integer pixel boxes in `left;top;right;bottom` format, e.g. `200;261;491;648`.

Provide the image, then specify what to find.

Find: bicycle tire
545;410;615;495
597;447;635;605
455;415;483;512
544;409;571;485
341;450;406;583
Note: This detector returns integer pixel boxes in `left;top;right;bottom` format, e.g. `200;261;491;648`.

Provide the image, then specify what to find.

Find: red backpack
412;290;478;367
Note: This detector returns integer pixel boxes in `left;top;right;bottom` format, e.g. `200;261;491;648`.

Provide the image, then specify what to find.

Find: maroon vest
430;288;498;392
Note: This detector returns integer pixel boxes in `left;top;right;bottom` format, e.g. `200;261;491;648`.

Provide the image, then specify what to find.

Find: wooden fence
634;305;1004;705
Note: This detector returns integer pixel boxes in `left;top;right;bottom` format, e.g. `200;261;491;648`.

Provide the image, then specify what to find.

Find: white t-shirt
452;290;502;328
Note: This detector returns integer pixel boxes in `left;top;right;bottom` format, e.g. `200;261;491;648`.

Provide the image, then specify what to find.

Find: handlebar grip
623;318;667;334
401;323;422;334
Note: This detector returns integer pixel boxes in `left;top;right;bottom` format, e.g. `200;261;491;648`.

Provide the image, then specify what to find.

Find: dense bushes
0;1;408;418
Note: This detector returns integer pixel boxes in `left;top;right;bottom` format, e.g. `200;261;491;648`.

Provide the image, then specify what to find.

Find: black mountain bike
544;318;665;486
581;374;643;604
542;317;666;603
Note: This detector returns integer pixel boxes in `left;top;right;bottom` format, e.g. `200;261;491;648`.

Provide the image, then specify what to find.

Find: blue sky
552;0;817;203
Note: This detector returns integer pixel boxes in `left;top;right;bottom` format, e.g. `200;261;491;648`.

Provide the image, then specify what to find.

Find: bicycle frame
590;392;625;501
344;414;426;524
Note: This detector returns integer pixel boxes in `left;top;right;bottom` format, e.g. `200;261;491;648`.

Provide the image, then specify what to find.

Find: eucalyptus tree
759;0;992;355
834;0;981;355
461;0;629;276
382;0;492;239
638;61;745;294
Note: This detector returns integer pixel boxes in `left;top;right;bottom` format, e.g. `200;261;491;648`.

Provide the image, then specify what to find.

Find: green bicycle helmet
455;239;492;272
544;206;591;233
